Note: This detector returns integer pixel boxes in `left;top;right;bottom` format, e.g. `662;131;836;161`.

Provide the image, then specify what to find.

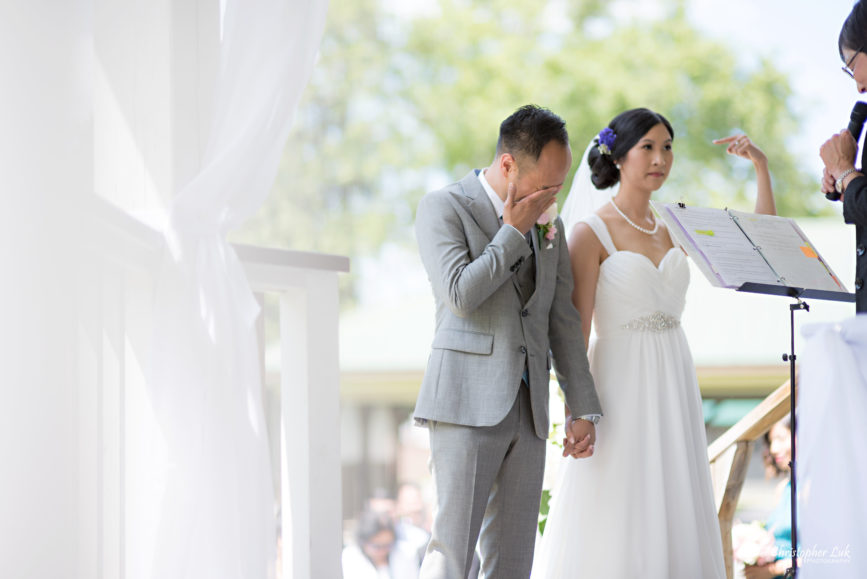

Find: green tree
233;0;820;303
233;0;433;304
402;0;814;215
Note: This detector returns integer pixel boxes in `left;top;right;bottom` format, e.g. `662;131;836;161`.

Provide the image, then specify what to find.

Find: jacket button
858;244;865;257
856;278;864;291
521;309;529;317
520;346;527;354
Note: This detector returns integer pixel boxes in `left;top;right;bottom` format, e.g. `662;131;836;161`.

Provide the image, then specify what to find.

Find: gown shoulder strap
578;213;618;255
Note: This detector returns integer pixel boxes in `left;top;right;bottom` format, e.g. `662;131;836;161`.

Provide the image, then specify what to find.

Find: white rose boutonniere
536;202;558;249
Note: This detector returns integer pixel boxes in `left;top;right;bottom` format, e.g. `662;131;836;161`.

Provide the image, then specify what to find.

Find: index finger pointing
712;135;740;145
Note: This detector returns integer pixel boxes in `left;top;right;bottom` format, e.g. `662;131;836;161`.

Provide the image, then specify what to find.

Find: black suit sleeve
843;175;867;226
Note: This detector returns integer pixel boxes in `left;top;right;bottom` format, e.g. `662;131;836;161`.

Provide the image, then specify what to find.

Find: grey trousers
419;386;545;579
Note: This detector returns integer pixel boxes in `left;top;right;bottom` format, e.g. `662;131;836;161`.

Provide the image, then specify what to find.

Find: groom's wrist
573;414;600;425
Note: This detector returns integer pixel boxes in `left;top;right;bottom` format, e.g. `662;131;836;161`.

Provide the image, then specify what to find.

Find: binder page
654;203;725;287
728;210;847;292
657;204;780;288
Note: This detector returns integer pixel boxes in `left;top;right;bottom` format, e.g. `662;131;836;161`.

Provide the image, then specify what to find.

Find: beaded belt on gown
621;311;680;332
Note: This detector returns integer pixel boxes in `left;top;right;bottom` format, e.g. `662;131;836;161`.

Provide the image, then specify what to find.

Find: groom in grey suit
414;105;602;578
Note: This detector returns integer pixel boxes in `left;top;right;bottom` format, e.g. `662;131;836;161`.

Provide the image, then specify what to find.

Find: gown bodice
581;214;690;338
532;212;725;579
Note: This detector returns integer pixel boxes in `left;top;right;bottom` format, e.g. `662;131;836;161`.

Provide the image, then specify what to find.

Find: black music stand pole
781;299;807;578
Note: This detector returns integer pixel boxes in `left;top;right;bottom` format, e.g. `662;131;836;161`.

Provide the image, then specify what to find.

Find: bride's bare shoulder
568;219;607;262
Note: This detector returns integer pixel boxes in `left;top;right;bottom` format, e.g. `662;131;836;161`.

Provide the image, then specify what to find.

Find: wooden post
707;380;793;579
710;441;754;579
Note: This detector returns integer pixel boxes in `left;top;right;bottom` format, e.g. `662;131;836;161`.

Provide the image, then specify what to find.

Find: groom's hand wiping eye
503;183;559;234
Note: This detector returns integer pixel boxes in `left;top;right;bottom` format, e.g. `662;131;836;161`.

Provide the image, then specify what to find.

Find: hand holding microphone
822;101;867;200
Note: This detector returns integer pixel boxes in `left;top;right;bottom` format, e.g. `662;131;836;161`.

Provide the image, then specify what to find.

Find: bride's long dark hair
588;108;674;190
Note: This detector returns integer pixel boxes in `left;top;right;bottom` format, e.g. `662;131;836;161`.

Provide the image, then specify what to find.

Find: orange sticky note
800;245;818;258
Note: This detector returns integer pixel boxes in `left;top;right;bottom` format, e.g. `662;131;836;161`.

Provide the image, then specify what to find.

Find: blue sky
689;0;861;175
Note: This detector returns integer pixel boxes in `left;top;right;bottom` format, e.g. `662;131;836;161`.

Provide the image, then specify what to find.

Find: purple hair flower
597;127;616;155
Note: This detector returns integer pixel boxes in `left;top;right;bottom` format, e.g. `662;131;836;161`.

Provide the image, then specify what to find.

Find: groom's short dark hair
496;105;569;164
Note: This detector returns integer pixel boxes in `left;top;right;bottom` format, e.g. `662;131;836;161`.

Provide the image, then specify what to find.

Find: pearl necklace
609;198;659;235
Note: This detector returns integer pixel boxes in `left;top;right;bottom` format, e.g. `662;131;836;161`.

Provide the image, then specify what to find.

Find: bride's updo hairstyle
587;108;674;190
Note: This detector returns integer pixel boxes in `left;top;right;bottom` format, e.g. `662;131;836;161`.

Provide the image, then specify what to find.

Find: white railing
82;196;348;579
238;244;349;579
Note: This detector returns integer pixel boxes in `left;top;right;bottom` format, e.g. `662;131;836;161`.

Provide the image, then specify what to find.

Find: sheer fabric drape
798;315;867;578
149;1;328;577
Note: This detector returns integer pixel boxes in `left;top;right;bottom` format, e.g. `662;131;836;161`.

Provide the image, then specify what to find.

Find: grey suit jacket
414;170;601;439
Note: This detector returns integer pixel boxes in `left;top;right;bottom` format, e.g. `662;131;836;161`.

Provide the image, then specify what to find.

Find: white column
0;1;92;578
94;0;218;215
280;270;343;579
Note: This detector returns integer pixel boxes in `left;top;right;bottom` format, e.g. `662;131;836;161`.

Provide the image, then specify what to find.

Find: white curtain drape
798;314;867;578
149;0;328;577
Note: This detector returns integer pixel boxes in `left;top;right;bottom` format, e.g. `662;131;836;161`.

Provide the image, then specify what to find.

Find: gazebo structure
6;1;343;578
6;2;864;579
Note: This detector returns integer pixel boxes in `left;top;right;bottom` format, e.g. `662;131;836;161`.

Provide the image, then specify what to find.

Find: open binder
655;202;855;302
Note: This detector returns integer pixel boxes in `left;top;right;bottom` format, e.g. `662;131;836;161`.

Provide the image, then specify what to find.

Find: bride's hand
713;134;768;167
562;418;595;459
715;133;777;215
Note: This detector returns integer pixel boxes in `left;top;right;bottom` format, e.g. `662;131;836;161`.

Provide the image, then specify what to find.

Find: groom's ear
499;152;518;179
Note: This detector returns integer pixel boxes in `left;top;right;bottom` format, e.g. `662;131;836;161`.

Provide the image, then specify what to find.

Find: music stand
656;203;856;578
736;284;854;577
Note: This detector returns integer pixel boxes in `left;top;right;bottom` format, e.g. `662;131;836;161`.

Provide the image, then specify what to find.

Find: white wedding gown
532;214;725;578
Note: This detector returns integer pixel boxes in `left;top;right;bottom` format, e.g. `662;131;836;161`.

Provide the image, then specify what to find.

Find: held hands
562;417;595;459
502;182;559;235
713;134;768;166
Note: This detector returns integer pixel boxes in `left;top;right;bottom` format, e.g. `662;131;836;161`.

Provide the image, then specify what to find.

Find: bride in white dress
532;108;776;578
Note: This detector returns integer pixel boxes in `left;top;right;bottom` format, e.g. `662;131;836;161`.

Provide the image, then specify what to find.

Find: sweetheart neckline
600;247;680;271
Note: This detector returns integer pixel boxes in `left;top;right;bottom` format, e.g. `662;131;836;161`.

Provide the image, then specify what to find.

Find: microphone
827;101;867;201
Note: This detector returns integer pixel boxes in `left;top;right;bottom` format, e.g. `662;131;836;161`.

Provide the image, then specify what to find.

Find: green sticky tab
695;229;715;236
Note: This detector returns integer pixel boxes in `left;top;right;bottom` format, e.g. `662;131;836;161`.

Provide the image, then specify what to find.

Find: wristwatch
835;167;857;194
574;415;600;425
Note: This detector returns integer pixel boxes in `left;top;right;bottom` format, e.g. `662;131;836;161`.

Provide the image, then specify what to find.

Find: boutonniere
536;202;558;250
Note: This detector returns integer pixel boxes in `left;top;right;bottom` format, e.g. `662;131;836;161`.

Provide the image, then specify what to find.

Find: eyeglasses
843;47;864;79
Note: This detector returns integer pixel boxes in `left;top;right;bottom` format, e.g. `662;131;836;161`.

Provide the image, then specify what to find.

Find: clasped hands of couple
501;181;597;460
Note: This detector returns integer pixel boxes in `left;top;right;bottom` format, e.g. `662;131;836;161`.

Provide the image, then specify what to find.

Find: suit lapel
460;170;541;304
460;171;501;242
525;226;541;307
